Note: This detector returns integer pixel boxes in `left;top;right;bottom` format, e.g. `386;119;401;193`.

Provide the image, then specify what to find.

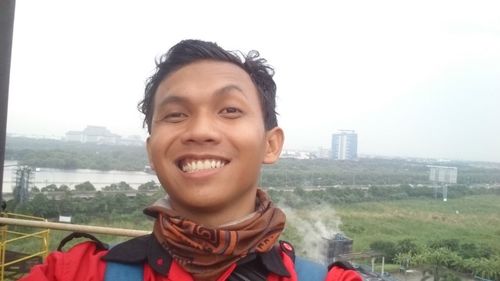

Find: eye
162;112;188;123
219;107;243;118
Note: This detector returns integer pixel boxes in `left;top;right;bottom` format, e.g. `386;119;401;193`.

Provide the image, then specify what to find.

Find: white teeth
181;159;227;173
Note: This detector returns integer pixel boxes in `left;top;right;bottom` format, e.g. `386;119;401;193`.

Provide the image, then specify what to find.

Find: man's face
147;60;282;217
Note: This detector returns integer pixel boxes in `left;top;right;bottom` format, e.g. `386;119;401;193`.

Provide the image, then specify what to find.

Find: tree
396;238;419;255
109;193;132;213
41;184;58;192
74;181;96;192
102;184;119;191
138;181;160;191
394;252;413;276
57;192;75;215
369;240;397;262
116;181;133;191
103;181;134;191
428;239;460;252
468;256;500;280
58;184;70;192
413;247;462;281
17;193;59;218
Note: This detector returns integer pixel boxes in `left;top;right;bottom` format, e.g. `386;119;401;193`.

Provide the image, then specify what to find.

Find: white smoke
278;203;343;263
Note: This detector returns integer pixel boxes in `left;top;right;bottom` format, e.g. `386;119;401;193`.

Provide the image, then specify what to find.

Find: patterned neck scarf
145;189;286;281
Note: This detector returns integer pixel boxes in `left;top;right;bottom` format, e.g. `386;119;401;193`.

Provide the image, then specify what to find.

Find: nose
180;113;221;145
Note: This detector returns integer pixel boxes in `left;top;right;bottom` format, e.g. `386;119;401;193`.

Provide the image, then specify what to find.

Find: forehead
155;60;259;103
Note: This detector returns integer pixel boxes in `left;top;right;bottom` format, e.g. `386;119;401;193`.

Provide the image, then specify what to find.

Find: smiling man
145;60;282;227
20;40;361;281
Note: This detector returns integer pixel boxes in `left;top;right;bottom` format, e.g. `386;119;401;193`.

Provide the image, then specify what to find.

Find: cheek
148;134;175;161
149;138;163;156
235;130;268;160
229;115;267;142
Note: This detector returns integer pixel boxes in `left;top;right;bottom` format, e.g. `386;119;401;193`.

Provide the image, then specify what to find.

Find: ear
263;127;284;164
146;137;155;171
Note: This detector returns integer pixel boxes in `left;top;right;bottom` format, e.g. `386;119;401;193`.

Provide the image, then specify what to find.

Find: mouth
177;157;230;173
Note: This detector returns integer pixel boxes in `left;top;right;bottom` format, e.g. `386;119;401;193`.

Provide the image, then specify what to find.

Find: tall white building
331;130;358;160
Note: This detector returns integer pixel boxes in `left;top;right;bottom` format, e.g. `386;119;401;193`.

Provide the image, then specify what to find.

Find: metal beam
0;217;150;237
0;0;16;206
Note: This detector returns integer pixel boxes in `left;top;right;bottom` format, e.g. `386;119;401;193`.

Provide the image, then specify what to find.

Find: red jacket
20;235;361;281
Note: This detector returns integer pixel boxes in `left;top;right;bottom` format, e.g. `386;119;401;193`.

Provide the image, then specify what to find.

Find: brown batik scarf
145;189;286;281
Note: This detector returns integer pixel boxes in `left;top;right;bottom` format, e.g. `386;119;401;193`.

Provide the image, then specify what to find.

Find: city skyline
6;1;500;163
6;127;498;164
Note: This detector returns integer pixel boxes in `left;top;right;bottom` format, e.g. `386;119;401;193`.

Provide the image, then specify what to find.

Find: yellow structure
0;213;49;281
0;213;149;280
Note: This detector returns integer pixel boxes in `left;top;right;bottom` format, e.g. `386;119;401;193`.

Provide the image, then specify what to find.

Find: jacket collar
103;234;290;277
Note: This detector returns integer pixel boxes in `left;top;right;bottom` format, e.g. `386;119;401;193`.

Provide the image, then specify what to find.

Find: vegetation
5;136;148;171
5;180;500;279
262;158;500;186
5;136;500;279
337;196;500;280
7;137;500;186
270;188;500;280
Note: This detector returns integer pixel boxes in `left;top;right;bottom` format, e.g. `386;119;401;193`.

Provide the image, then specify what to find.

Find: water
2;160;159;193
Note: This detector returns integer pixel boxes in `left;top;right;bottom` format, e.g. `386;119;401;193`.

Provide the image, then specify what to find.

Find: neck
171;189;257;228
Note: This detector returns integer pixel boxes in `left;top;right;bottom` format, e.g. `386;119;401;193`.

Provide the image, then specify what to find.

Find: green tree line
373;238;500;280
7;137;500;185
8;181;162;223
262;158;500;186
18;180;498;223
267;184;500;208
6;137;149;171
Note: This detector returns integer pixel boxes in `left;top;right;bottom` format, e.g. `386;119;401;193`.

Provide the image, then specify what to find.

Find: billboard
428;165;458;184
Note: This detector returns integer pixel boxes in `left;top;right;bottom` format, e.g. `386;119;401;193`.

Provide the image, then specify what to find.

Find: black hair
138;39;278;134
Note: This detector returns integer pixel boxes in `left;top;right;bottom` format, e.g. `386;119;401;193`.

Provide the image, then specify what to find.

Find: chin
173;193;225;210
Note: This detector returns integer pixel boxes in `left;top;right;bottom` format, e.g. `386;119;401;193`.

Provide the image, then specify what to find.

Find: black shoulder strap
228;258;268;281
57;232;108;251
228;241;295;281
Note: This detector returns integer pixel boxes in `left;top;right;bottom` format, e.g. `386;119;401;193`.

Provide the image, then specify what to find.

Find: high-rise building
331;130;358;160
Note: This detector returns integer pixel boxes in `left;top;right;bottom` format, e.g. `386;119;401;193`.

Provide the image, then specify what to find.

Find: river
2;161;159;193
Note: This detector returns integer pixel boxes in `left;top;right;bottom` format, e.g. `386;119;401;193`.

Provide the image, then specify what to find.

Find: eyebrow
213;84;248;100
156;84;248;108
156;95;188;109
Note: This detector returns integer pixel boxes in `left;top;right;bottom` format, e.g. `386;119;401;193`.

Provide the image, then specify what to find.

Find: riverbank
2;160;157;193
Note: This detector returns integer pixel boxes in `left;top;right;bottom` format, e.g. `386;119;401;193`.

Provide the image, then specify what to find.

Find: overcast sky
6;0;500;162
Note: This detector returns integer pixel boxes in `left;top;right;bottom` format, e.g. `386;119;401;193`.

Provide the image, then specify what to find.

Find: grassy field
335;194;500;253
277;194;500;262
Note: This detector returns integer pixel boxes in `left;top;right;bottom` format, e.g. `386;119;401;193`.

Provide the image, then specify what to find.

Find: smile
178;158;229;173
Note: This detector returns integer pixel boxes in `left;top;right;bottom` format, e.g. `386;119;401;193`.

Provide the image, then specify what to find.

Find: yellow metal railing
0;213;49;281
0;214;149;280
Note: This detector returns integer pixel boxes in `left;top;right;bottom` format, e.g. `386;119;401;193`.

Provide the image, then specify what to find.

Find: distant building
280;149;311;159
65;126;120;144
331;130;358;160
65;130;85;142
316;147;331;159
119;135;144;146
65;125;146;145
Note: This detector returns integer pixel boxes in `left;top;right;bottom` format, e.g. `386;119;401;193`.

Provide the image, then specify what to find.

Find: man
21;39;361;281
